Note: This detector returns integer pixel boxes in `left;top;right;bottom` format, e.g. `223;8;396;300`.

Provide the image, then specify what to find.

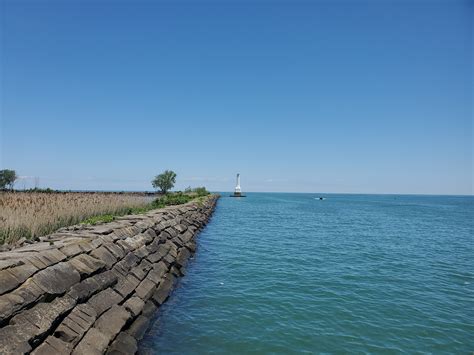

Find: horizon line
6;189;473;197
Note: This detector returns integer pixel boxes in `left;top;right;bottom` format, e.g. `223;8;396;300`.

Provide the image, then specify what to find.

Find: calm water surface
140;193;473;354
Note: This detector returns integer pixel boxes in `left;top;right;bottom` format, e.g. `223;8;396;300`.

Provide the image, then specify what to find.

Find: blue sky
1;0;472;194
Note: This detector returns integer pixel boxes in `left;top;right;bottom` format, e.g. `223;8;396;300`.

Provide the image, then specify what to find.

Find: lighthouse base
230;192;246;197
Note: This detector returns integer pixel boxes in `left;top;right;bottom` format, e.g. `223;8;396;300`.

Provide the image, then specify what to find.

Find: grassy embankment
0;189;210;245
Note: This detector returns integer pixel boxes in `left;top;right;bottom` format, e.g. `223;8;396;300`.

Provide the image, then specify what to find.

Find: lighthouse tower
231;173;246;197
234;174;241;196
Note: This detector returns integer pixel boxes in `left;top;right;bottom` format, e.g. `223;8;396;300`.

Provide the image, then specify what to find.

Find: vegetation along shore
0;169;210;246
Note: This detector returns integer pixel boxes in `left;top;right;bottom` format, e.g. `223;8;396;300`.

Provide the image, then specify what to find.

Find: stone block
135;220;155;231
135;278;157;301
123;296;145;317
186;240;197;253
176;247;191;268
130;259;152;281
0;324;33;354
134;245;150;259
8;262;38;282
164;227;177;238
0;259;23;271
26;249;67;269
106;332;138;355
146;261;168;284
162;253;176;266
55;303;97;345
0;270;23;295
68;254;106;277
124;233;151;251
68;270;117;302
90;246;117;268
95;305;131;340
125;315;151;341
152;273;175;305
0;278;44;321
146;243;169;263
112;225;142;240
59;243;84;258
143;228;157;240
87;288;123;316
31;336;73;355
72;328;109;355
146;238;161;254
174;224;187;233
102;242;126;259
180;230;194;244
113;252;139;276
166;241;178;258
10;295;76;340
33;262;81;295
90;225;113;235
114;274;140;298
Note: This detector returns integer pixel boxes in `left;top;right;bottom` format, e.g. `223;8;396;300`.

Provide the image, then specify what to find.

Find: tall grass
0;192;153;244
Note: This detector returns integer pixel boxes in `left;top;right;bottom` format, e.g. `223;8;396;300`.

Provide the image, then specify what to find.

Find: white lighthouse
231;173;245;197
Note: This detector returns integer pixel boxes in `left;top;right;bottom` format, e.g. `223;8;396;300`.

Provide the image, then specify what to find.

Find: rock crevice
0;195;219;354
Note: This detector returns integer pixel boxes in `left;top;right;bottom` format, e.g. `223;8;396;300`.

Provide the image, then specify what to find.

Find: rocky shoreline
0;195;219;354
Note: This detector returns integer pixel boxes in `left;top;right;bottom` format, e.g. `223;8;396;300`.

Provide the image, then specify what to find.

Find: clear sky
1;0;472;194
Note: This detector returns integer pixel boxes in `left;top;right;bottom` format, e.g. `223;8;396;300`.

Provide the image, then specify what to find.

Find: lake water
139;193;473;354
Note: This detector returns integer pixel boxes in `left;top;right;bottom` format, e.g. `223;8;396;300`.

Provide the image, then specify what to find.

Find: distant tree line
1;168;210;196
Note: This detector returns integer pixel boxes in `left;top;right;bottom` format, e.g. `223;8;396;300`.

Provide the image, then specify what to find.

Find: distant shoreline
3;190;472;197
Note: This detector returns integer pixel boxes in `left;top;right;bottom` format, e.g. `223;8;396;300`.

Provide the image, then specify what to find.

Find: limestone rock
33;262;81;295
68;254;106;277
31;336;73;355
146;261;167;284
102;242;126;259
176;247;191;268
90;246;117;268
10;295;76;341
0;269;24;295
114;274;140;298
87;288;123;316
106;332;138;355
0;278;44;321
113;252;139;276
130;259;152;281
0;324;33;354
126;315;151;342
94;305;131;340
123;296;145;317
152;273;175;305
59;243;84;258
135;278;157;301
68;270;117;302
73;328;110;355
141;300;157;318
55;303;97;345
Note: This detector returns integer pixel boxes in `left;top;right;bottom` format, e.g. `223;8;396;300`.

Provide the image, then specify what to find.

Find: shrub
193;187;210;197
152;192;193;208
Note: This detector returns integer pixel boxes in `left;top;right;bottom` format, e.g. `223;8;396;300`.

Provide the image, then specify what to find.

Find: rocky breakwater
0;195;219;354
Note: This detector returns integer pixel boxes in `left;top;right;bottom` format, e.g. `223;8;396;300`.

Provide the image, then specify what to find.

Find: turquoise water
139;193;473;353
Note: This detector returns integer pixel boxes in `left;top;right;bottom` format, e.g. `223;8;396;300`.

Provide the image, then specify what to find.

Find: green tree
0;169;18;190
152;170;177;194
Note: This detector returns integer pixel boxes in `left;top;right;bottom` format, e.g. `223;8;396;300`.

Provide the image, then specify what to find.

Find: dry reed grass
0;192;152;244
